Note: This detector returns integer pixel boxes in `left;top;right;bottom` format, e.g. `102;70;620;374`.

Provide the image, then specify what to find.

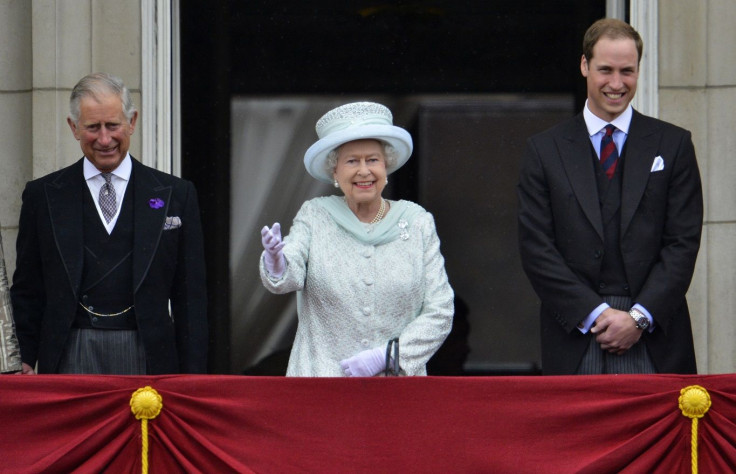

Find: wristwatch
629;308;650;330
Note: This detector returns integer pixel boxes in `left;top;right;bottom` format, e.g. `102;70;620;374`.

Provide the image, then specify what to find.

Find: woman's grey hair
325;140;398;175
68;72;137;124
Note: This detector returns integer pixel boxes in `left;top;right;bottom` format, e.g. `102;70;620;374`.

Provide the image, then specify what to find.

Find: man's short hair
69;72;136;124
583;18;643;65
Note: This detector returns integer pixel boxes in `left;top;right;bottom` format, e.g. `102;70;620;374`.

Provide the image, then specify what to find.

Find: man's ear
128;111;139;135
580;54;589;78
67;117;80;140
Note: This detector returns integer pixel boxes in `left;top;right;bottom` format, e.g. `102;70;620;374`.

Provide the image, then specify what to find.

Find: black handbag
384;338;399;376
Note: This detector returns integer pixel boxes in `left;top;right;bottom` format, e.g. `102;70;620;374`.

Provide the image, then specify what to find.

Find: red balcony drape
1;374;735;473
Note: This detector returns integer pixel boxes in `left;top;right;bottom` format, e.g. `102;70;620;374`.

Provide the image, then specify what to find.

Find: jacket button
594;250;603;259
599;282;607;289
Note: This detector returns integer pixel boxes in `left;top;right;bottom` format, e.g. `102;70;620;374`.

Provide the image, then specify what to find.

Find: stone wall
660;0;736;373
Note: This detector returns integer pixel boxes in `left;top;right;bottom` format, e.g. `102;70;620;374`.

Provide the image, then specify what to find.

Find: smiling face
333;139;387;206
581;36;639;122
67;93;138;173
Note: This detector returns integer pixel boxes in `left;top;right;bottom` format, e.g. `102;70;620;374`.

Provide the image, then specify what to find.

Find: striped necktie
600;124;619;179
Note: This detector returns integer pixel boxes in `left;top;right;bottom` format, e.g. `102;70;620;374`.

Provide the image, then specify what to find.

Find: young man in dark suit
12;73;208;375
518;19;703;375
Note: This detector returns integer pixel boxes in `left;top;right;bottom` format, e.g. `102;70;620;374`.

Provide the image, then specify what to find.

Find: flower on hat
149;198;165;209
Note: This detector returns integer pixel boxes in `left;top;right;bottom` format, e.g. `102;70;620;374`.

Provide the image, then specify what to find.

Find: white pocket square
163;216;182;230
651;155;664;172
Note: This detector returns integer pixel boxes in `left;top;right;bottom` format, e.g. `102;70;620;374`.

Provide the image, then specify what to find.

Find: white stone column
630;0;659;118
142;0;181;176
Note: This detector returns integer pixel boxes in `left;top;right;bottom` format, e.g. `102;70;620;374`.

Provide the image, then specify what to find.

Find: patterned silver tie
99;172;117;223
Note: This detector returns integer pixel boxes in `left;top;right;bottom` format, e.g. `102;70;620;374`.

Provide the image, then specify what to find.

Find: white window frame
629;0;658;118
609;0;658;118
141;0;181;175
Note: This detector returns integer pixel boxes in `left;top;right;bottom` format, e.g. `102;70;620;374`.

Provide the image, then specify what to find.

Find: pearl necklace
344;197;387;224
370;198;387;224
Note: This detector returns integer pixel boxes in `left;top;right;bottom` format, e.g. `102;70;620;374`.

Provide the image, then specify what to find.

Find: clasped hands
260;223;286;278
590;307;643;355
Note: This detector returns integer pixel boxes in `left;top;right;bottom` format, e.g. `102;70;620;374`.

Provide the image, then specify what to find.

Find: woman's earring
385;178;389;185
333;179;339;188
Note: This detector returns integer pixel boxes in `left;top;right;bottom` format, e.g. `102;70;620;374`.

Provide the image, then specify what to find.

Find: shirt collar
583;100;633;136
83;154;132;181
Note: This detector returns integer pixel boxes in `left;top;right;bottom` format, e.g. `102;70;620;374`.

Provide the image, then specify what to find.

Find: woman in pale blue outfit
259;102;454;377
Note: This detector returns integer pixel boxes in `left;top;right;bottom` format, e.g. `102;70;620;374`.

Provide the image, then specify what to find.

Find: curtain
2;374;735;473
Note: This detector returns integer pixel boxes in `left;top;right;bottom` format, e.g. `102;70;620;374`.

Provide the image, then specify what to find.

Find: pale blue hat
303;102;413;183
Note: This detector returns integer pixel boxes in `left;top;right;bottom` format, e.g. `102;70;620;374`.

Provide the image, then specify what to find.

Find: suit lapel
45;160;85;298
621;111;660;236
557;115;604;240
131;159;171;293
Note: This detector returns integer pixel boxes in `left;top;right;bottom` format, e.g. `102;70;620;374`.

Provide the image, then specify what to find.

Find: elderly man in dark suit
518;19;703;375
11;73;208;375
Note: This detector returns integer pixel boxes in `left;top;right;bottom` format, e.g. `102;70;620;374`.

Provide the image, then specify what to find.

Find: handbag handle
384;338;399;376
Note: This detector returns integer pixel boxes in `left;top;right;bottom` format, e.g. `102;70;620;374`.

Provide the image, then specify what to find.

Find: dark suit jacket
11;158;208;374
518;111;703;375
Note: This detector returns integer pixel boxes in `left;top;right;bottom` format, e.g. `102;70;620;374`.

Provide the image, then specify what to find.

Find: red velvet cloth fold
1;374;735;473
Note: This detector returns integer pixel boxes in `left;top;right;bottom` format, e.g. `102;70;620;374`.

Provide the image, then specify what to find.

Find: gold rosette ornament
678;385;711;474
131;386;163;474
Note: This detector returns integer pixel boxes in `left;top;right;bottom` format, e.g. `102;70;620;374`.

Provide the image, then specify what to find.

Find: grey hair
325;140;398;175
68;72;137;124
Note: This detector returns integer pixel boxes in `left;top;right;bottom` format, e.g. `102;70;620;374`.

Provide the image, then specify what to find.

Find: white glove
340;347;385;377
261;223;286;278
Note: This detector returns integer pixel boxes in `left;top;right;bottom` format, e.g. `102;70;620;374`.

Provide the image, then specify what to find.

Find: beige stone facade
658;0;736;374
0;0;733;373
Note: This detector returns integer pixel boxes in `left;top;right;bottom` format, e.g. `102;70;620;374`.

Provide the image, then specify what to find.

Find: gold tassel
130;386;163;474
678;385;711;474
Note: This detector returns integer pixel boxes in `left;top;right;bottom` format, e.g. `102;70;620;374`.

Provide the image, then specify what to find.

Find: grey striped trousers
57;328;146;375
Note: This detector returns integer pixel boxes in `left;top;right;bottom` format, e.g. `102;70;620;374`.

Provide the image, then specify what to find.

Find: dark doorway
180;1;606;374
